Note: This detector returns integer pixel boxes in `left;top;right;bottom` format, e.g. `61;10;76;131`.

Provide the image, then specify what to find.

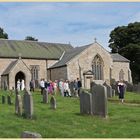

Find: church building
0;39;132;90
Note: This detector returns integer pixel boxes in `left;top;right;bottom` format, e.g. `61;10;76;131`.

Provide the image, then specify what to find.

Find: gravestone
15;94;23;116
112;89;115;97
7;95;12;105
91;82;108;118
137;83;140;93
21;131;42;138
15;88;19;95
23;89;34;118
50;96;56;109
43;88;48;103
80;91;92;115
2;95;5;104
124;81;133;92
103;82;112;98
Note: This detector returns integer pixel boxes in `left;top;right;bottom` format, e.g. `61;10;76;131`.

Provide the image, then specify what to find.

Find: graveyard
0;89;140;138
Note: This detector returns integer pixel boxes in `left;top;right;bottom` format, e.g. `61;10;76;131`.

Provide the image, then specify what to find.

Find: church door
15;71;25;89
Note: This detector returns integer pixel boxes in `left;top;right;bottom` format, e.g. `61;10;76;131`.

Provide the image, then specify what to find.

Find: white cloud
0;2;140;52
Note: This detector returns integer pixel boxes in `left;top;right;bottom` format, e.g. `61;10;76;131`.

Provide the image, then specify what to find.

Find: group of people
18;77;125;103
17;79;25;91
39;78;82;97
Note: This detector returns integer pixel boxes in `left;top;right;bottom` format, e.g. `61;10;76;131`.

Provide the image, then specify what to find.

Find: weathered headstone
91;82;108;118
23;89;34;118
15;94;23;116
7;95;12;105
137;83;140;93
2;95;5;104
80;91;92;115
112;89;115;97
21;131;42;138
50;96;56;109
43;88;48;103
124;81;133;92
103;82;112;98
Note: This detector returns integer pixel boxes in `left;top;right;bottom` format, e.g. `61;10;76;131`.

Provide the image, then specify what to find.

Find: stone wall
47;60;58;68
112;61;132;83
0;58;16;88
67;43;113;87
0;58;47;89
48;66;67;81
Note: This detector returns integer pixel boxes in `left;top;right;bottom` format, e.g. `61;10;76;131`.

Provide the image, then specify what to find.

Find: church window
30;65;39;80
92;55;103;80
119;69;124;80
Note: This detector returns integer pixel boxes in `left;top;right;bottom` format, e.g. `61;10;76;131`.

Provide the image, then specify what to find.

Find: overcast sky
0;2;140;51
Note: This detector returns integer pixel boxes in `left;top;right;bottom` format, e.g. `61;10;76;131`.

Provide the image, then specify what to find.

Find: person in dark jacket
77;78;82;97
117;79;126;103
30;79;35;92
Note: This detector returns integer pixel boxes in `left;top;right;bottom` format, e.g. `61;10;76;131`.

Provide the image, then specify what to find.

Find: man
40;79;45;95
30;79;35;92
77;78;82;97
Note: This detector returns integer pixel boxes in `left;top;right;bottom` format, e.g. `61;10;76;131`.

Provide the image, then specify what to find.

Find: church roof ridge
111;53;130;62
0;39;73;59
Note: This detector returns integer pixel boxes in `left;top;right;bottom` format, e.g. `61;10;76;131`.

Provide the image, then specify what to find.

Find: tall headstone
80;91;92;115
2;95;5;104
15;94;23;116
23;89;34;118
91;82;108;118
50;96;56;109
43;88;48;103
137;83;140;93
103;82;112;98
112;89;115;97
7;95;12;105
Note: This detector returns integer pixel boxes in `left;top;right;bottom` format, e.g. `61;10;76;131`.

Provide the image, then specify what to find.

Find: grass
0;89;140;138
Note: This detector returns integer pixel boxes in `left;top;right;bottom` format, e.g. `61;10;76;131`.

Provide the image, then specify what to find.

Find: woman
117;80;125;103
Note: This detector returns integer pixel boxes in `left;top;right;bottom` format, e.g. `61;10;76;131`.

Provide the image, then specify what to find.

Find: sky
0;2;140;51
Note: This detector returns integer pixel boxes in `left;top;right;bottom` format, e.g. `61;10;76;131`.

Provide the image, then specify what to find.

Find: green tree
109;22;140;83
0;27;8;39
25;36;38;41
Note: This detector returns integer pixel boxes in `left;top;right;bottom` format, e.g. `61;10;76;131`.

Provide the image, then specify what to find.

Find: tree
108;22;140;83
0;27;8;39
25;36;38;41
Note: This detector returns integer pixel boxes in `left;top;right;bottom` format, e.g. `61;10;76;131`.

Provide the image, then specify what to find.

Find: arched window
92;55;103;80
119;69;124;80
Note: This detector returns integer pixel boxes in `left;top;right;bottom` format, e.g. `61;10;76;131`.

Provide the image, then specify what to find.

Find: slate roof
49;43;92;68
2;60;18;75
0;39;73;59
111;53;130;62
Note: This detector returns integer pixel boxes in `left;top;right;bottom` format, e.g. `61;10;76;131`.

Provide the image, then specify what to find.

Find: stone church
0;39;132;90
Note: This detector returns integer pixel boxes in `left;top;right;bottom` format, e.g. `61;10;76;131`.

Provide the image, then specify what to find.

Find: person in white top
17;79;21;91
64;80;71;97
21;79;25;91
40;79;45;95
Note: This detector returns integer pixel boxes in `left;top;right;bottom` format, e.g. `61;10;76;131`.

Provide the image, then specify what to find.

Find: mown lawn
0;90;140;138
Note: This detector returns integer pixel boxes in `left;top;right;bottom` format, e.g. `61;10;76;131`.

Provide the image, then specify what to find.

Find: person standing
77;78;82;97
21;79;25;91
40;79;45;95
117;79;126;103
30;79;35;92
17;79;21;91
